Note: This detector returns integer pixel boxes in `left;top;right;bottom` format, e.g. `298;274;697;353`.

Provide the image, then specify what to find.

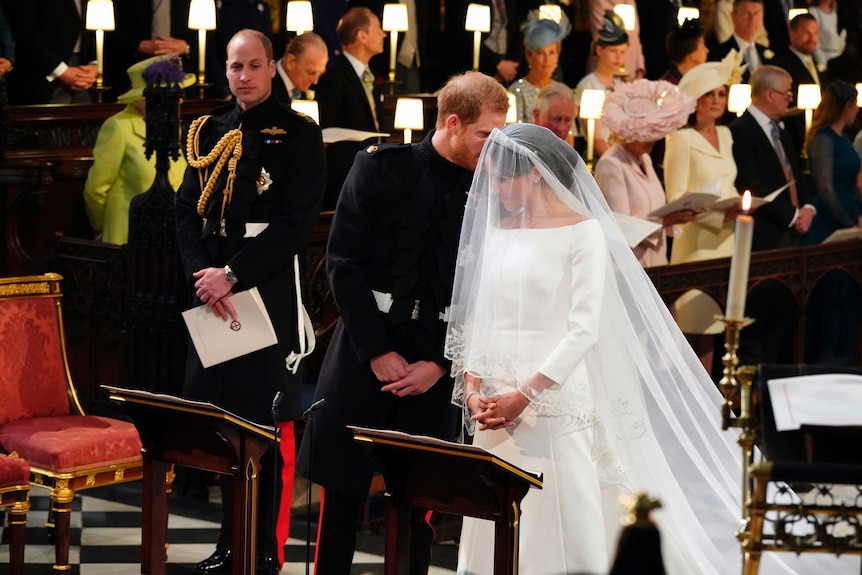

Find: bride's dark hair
501;123;581;190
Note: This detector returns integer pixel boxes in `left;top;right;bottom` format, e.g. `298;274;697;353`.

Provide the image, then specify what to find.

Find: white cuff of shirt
47;62;68;82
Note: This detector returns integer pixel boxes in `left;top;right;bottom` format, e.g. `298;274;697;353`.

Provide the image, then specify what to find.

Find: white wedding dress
450;124;859;575
457;221;627;575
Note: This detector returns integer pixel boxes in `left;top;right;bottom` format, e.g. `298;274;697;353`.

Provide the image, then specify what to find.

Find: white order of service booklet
181;287;278;368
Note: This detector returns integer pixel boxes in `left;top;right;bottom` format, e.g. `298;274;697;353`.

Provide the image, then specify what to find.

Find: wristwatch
224;265;239;285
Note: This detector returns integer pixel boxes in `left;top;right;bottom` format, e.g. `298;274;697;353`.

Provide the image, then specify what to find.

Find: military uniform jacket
297;132;473;500
175;96;326;423
327;133;473;367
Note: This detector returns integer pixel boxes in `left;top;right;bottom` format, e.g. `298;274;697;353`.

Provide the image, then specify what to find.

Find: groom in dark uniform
175;28;326;575
297;71;509;574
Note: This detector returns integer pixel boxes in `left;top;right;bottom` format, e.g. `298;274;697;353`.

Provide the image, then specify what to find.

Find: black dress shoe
193;545;231;574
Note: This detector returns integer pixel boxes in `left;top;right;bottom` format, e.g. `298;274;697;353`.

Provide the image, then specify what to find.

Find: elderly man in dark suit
101;0;196;102
776;12;821;156
176;29;325;575
273;31;328;105
298;71;509;575
711;0;774;82
2;0;96;104
730;64;815;368
315;6;386;210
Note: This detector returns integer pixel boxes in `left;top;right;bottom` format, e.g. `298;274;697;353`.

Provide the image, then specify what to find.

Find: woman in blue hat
508;12;571;125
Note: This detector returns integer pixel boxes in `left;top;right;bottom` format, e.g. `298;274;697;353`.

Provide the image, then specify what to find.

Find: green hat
117;55;196;105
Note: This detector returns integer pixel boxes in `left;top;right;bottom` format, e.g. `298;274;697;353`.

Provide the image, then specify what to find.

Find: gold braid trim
186;115;244;221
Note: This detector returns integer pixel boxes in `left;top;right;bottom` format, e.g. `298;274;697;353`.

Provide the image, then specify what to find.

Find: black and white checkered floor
0;480;458;574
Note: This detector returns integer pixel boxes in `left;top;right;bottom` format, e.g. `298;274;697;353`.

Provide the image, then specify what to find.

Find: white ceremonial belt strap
371;290;450;322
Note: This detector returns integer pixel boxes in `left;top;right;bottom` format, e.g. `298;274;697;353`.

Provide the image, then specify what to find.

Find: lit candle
726;191;754;321
472;30;481;71
197;28;207;84
389;31;398;82
585;118;596;168
95;29;105;79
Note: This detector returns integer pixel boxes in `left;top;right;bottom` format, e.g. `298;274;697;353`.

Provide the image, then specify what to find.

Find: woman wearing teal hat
83;56;194;245
508;12;572;125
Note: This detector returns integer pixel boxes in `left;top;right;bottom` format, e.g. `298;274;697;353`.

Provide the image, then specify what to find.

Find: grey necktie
152;0;171;39
291;88;302;100
745;45;760;72
362;68;379;131
769;121;799;207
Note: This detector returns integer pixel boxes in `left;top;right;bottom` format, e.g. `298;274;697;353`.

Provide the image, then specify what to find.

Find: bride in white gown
444;123;858;575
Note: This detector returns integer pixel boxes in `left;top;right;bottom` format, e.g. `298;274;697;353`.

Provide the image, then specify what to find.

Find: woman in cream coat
665;52;744;265
664;52;744;365
84;56;192;245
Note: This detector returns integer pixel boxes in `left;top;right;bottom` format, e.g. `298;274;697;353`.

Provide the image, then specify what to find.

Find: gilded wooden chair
0;453;30;575
722;363;862;574
0;273;144;573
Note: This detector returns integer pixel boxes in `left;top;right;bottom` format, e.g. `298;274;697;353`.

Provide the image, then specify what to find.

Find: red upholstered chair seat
0;416;142;474
0;454;30;488
0;274;151;573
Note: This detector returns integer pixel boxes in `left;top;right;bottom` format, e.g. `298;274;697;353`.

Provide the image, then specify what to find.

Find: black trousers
314;487;434;575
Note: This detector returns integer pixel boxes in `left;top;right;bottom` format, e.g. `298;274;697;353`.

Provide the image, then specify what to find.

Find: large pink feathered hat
601;79;696;143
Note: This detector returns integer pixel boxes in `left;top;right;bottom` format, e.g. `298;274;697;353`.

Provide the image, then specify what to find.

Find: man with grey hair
729;64;814;370
273;31;328;104
532;83;576;145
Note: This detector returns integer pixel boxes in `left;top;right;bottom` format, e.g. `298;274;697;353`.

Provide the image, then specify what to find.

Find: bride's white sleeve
519;230;609;399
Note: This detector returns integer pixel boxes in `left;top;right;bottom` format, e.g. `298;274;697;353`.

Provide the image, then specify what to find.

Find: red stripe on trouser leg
314;486;326;574
276;421;296;567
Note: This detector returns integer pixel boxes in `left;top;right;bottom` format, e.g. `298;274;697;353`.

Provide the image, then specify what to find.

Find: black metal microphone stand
270;391;283;574
302;398;326;575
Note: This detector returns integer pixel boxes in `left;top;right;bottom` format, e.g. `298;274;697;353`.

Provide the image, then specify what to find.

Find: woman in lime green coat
84;56;191;245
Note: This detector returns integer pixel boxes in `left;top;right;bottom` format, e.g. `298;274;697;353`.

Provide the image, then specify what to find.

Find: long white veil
444;123;857;574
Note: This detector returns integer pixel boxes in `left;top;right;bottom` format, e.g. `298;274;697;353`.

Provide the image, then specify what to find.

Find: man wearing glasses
729;65;815;370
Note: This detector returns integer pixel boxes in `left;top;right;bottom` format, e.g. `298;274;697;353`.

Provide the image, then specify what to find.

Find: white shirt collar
276;59;296;94
343;50;368;79
748;103;783;144
733;34;754;52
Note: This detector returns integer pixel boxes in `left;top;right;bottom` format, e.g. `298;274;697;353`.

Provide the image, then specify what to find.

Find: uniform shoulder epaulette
365;142;410;155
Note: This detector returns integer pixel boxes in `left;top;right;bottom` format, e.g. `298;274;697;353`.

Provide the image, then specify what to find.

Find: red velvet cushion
0;415;142;474
0;454;30;488
0;297;71;425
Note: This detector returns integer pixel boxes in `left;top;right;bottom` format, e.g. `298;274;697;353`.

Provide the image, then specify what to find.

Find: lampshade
291;100;320;124
797;84;821;110
86;0;115;31
394;98;424;130
506;93;518;124
578;89;605;120
465;4;491;32
613;4;636;31
856;84;862;107
382;3;408;32
538;4;562;23
676;7;699;26
286;1;314;33
188;0;216;30
727;84;751;115
788;8;808;21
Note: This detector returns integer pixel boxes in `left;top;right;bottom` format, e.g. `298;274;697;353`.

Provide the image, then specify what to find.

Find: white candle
726;191;754;321
198;28;207;82
95;29;105;77
586;118;596;168
389;31;398;81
